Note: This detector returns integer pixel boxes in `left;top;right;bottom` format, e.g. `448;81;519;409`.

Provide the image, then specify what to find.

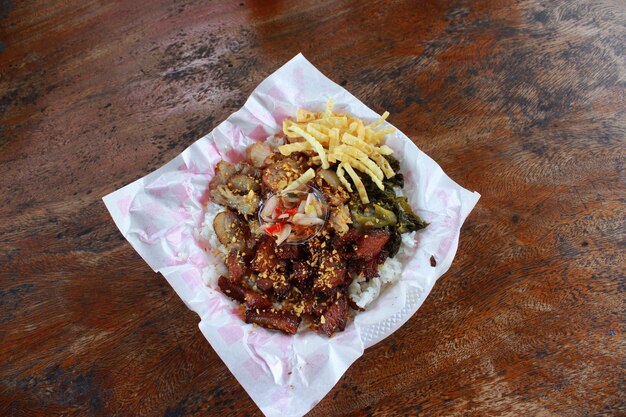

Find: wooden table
2;1;624;415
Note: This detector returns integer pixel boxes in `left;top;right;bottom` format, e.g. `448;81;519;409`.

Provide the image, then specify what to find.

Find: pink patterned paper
103;53;480;417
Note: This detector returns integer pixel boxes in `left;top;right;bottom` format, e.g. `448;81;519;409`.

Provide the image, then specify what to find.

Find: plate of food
200;99;429;337
103;54;480;417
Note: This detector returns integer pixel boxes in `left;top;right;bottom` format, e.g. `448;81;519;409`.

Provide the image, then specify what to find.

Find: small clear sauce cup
258;185;329;245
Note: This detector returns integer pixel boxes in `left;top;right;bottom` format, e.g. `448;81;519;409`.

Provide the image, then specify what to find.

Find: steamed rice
195;202;229;288
347;232;415;308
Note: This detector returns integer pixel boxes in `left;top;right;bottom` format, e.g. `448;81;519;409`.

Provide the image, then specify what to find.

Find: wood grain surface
1;0;625;416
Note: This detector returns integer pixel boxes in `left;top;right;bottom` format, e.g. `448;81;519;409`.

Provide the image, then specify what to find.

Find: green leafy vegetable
384;154;401;172
350;170;428;257
350;204;397;228
385;229;402;258
396;197;428;231
385;173;404;188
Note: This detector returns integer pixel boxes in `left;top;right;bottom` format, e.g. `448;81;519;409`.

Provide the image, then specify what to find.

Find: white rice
197;202;229;256
196;202;229;288
348;232;415;309
197;203;417;309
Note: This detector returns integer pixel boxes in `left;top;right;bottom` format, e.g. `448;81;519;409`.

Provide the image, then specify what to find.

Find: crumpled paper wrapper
103;53;480;417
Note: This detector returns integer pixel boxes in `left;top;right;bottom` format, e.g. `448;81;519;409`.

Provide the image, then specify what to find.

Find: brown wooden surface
1;1;625;416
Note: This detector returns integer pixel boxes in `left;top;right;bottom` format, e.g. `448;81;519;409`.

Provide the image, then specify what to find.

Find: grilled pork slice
299;290;320;316
318;296;348;337
276;243;301;260
225;250;248;282
331;227;363;251
313;251;347;294
350;257;379;280
245;309;301;335
291;261;311;289
353;229;391;260
218;276;273;310
256;277;273;294
254;268;290;300
244;291;273;310
218;275;246;302
250;236;280;272
268;269;290;300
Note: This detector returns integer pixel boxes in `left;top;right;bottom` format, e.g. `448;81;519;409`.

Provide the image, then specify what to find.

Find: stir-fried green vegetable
349;160;428;256
382;155;404;188
395;197;427;233
350;204;397;228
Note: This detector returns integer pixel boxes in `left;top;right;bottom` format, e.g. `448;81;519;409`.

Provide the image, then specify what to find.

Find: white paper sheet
103;53;480;417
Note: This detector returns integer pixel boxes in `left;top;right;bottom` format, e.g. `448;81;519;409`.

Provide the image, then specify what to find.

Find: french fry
297;109;319;123
283;119;296;137
284;168;316;192
371;153;395;179
341;133;376;155
328;128;340;163
278;141;313;155
374;126;396;138
334;152;385;190
306;124;329;145
333;152;368;173
368;111;389;129
288;125;330;169
367;170;385;191
343;163;369;204
284;102;397;196
308;122;331;135
367;126;396;145
363;126;378;143
314;116;348;128
335;144;384;181
324;98;334;117
283;120;307;140
341;133;393;167
357;120;365;139
335;143;367;160
339;136;394;177
336;163;352;192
